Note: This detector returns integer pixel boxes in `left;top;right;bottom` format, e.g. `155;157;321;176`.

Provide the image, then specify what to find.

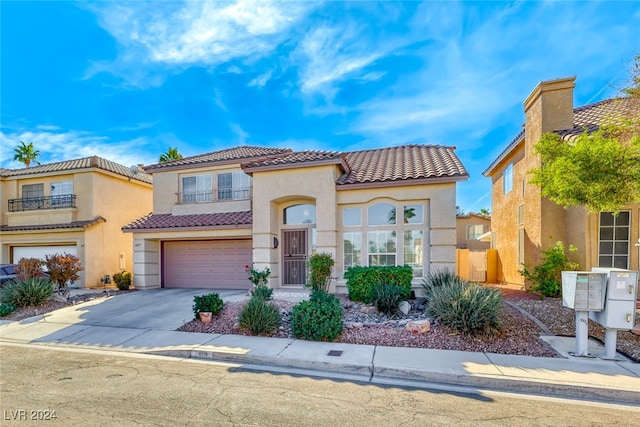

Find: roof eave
243;157;347;175
122;224;252;233
483;135;525;177
337;174;469;190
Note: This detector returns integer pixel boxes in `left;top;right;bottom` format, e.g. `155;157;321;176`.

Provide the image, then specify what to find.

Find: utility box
589;268;638;330
561;271;607;311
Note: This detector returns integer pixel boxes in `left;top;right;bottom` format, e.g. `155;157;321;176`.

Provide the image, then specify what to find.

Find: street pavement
0;289;638;405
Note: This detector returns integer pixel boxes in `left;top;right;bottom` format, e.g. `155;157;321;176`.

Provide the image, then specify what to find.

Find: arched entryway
282;203;316;286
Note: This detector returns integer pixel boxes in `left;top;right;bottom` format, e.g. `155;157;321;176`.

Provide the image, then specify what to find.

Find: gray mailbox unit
589;268;638;359
561;271;607;357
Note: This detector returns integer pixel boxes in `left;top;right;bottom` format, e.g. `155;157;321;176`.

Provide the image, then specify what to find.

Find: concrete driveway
45;289;248;331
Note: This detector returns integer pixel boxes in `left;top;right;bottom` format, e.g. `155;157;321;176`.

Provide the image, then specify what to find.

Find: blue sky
1;1;639;212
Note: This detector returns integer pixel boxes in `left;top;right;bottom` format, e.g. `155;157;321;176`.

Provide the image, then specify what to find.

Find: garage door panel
163;240;252;289
12;245;77;262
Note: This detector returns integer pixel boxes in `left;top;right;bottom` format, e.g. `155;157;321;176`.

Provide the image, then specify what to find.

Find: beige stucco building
0;156;153;288
484;77;640;288
124;144;469;292
456;213;491;251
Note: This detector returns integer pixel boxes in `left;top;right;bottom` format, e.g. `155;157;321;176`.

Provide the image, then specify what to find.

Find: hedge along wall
343;265;413;303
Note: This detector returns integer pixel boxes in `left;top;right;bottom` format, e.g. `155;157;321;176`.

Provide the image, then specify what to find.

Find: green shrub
251;285;273;301
344;265;412;303
246;264;270;287
0;278;54;308
0;303;17;317
307;252;334;292
112;271;132;290
372;283;405;315
421;269;466;302
426;280;503;336
238;296;281;336
291;291;343;341
192;293;225;319
520;241;579;298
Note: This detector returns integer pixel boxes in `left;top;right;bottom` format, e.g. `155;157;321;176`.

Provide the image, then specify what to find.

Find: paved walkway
1;289;638;405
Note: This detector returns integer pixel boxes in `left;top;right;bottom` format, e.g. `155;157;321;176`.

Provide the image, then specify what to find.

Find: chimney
524;76;575;153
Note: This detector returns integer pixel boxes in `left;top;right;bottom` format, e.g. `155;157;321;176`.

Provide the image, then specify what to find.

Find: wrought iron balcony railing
8;194;76;212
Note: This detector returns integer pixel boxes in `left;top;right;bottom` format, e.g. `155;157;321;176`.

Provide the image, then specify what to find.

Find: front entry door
283;229;307;286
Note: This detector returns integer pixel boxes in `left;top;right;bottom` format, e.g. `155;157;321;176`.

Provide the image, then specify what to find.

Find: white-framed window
218;171;250;200
22;183;44;199
182;174;212;203
598;211;630;269
503;163;513;194
284;204;316;225
342;201;425;277
50;181;73;207
466;224;484;240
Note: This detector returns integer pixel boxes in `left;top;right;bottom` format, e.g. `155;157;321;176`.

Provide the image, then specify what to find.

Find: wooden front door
282;229;307;286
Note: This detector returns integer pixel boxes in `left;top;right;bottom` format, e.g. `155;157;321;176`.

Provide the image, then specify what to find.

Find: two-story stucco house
0;156;153;288
123;144;469;292
483;77;640;288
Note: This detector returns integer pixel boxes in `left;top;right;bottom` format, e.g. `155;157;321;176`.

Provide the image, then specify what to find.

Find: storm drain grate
327;350;343;357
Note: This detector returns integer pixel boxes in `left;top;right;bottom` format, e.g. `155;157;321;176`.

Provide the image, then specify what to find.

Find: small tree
13;141;41;168
44;253;83;294
15;258;46;280
159;147;183;163
519;241;579;298
307;253;334;292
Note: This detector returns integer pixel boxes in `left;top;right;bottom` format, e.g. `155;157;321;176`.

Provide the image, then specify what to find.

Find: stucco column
132;238;160;290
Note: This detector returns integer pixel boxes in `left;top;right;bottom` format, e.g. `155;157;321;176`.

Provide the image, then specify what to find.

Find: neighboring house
456;213;491;251
0;156;153;288
123;144;469;292
483;76;640;287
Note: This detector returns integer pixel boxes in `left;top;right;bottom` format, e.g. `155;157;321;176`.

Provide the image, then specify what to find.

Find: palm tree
13;141;41;168
158;147;183;163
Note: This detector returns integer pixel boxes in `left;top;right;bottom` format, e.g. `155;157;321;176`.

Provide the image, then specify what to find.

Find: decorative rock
398;301;410;315
406;319;431;334
352;322;363;329
631;325;640;337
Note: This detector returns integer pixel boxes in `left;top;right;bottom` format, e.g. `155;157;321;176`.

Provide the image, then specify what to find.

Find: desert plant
344;265;412;303
0;303;17;317
426;280;503;336
192;293;225;320
421;269;466;302
15;258;46;280
251;285;273;301
44;253;83;292
237;296;281;335
520;241;579;298
291;291;343;341
112;271;132;290
0;278;54;308
372;283;405;315
307;252;334;292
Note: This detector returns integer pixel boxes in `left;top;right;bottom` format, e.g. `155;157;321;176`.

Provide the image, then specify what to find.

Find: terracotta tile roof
338;144;468;185
144;146;291;172
0;216;106;233
242;150;345;170
0;156;152;184
122;211;252;231
483;96;639;176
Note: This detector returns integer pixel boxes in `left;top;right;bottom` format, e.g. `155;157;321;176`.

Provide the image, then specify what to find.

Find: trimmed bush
192;293;225;320
344;265;412;303
45;253;83;292
113;271;132;290
291;291;343;341
426;280;503;336
307;252;334;292
238;297;281;336
372;283;405;315
0;278;54;308
251;285;273;301
0;303;17;317
421;269;466;302
16;257;46;280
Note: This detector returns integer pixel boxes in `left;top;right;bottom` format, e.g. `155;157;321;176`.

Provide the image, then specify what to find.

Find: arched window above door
284;204;316;224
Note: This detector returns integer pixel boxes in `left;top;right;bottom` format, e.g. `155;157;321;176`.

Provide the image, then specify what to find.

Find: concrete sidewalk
1;290;639;405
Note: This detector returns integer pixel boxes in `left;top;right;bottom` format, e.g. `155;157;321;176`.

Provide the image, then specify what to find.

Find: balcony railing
8;194;76;212
177;187;252;204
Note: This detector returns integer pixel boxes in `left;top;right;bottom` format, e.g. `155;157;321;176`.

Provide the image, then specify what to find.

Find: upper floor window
466;224;484;240
23;183;44;199
503;163;513;194
218;171;250;200
599;211;630;269
182;174;212;203
51;181;73;207
343;207;361;227
284;204;316;224
403;204;424;224
368;203;396;225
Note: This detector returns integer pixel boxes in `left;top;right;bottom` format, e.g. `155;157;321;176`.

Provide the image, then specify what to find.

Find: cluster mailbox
561;272;607;311
589;268;638;330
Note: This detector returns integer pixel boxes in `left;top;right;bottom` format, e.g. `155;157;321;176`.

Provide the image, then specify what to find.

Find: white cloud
248;69;273;88
229;123;250;145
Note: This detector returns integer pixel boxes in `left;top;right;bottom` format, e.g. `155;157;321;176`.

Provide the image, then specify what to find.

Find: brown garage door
163;240;252;289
